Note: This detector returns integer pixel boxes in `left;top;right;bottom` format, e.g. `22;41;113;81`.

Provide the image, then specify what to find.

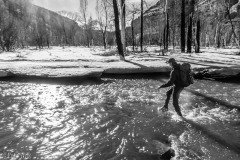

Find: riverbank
0;46;239;81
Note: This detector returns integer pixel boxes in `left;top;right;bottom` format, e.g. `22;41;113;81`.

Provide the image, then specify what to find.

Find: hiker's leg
172;86;184;116
163;87;173;109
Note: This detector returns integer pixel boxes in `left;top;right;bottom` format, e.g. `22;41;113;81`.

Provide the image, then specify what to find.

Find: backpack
179;63;194;87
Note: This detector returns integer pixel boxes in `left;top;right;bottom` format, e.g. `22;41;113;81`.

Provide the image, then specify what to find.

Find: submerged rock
0;70;11;77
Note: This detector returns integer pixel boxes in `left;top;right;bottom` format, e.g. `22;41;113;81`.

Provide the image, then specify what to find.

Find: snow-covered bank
0;46;239;80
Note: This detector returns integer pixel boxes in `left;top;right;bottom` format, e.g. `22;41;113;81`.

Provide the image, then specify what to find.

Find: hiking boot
161;106;168;112
176;111;183;117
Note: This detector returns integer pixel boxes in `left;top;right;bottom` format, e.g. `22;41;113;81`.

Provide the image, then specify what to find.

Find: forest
0;0;240;56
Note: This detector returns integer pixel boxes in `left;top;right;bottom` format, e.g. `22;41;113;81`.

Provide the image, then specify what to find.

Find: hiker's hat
166;58;176;64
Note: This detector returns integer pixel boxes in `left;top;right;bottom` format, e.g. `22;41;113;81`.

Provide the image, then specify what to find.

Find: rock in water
160;148;175;160
0;70;9;77
151;140;175;160
152;140;171;155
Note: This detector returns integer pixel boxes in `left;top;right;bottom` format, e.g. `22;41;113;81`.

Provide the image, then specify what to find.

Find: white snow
0;46;239;78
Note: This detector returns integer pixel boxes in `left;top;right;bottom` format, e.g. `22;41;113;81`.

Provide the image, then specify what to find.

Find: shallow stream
0;77;239;160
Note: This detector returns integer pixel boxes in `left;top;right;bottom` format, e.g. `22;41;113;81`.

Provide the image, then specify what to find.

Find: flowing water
0;77;239;160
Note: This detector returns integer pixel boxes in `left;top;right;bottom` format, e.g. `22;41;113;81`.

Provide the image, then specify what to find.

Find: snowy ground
0;46;239;79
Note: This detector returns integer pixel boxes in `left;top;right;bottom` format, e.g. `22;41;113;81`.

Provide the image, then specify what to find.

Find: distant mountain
57;11;83;26
30;5;81;28
0;0;82;49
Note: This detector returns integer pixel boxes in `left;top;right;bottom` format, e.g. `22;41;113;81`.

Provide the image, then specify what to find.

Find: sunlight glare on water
0;79;239;160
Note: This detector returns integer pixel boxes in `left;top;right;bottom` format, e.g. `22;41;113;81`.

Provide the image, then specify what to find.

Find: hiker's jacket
161;63;183;88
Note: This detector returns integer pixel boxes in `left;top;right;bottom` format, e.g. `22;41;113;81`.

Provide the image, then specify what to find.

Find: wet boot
161;105;168;112
176;110;183;117
173;104;183;117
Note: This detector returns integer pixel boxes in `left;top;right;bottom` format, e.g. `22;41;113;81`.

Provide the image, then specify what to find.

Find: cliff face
57;11;83;26
29;5;81;31
128;0;240;47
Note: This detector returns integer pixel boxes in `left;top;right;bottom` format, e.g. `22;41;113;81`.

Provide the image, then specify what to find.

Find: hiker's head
166;58;176;67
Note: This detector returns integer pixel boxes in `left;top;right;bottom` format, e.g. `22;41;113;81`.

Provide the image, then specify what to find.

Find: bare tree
140;0;143;52
226;0;240;48
169;0;178;50
61;19;69;47
195;18;200;52
86;16;96;46
0;0;19;51
120;0;126;54
164;0;169;51
128;3;139;51
79;0;90;47
195;0;201;53
112;0;125;60
96;0;112;49
187;0;195;53
181;0;185;52
16;0;32;49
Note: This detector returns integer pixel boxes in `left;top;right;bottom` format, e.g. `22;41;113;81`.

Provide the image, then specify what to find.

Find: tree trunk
165;12;169;50
227;6;240;48
215;23;221;48
0;38;5;51
164;0;169;51
86;32;90;47
132;19;135;51
195;19;200;53
102;31;107;49
222;38;226;48
163;26;166;50
21;41;25;49
121;0;126;54
187;13;192;53
172;3;176;50
172;25;175;50
101;25;107;49
47;38;50;48
5;39;10;52
140;0;143;52
112;0;124;60
181;0;185;52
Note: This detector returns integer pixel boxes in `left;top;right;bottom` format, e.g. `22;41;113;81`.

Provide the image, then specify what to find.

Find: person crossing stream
158;58;194;117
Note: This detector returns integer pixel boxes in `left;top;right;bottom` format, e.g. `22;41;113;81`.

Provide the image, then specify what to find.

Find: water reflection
0;79;239;160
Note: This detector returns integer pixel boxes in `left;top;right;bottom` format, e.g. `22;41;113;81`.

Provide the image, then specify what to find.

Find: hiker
158;58;193;117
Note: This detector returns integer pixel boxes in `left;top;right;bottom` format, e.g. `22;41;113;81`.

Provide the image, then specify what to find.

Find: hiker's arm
159;71;176;88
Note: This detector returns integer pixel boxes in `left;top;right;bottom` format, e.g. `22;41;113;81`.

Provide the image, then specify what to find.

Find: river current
0;77;239;160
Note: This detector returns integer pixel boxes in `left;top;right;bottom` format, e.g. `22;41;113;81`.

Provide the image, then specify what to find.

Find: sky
32;0;158;20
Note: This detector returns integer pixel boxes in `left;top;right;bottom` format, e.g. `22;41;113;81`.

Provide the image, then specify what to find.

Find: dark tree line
0;0;87;51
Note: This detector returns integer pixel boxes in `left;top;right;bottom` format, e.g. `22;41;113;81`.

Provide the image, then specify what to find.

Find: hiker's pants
164;85;184;115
